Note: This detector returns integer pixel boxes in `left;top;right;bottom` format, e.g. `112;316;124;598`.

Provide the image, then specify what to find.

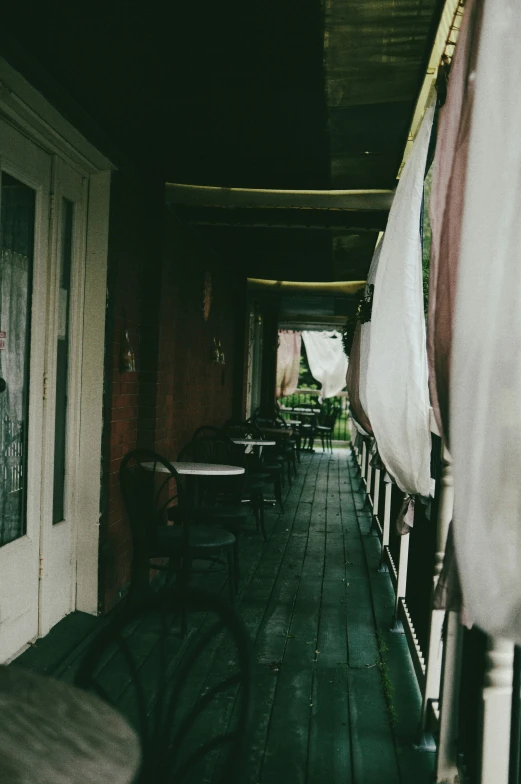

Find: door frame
0;56;114;633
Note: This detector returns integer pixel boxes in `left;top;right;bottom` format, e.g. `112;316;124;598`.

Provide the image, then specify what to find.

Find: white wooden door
0;117;51;661
38;157;86;637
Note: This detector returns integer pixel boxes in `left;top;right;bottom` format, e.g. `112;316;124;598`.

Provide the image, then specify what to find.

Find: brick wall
99;180;244;611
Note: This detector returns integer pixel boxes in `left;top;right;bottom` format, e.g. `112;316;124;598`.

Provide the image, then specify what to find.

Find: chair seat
316;425;332;432
154;524;235;553
193;504;248;521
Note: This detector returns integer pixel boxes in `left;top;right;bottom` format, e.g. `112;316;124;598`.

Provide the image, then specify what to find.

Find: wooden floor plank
308;666;352;784
12;449;435;784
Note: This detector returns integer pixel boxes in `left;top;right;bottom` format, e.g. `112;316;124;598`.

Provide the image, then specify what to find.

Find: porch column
480;636;514;784
420;444;453;737
436;611;464;783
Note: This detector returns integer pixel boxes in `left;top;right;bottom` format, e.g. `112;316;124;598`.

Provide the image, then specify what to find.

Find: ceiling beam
398;0;463;174
247;278;365;296
166;182;394;211
175;205;388;232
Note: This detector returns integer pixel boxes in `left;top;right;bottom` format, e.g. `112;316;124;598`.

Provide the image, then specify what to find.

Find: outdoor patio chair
180;429;268;547
75;585;253;784
316;405;341;453
226;418;285;513
119;449;237;605
252;407;297;482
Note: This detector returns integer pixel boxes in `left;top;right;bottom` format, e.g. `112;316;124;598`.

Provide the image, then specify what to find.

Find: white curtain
365;107;434;497
276;330;301;398
302;331;348;399
451;0;521;641
359;237;383;422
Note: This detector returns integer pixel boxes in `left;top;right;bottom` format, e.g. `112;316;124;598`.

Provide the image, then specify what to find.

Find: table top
259;426;293;437
0;665;140;784
231;439;276;446
143;461;245;476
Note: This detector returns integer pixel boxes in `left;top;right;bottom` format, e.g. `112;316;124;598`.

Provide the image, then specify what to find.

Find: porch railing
349;412;518;784
278;389;350;442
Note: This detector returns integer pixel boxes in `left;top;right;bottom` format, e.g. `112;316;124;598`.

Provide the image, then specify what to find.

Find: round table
0;665;140;784
258;426;293;437
231;439;276;446
143;461;245;476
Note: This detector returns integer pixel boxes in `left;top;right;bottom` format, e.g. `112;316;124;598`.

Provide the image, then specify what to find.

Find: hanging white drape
275;330;301;398
359;237;383;422
451;0;521;641
365;107;434;497
302;331;348;399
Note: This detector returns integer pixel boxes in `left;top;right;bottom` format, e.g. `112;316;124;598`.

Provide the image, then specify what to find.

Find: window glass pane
52;198;73;524
0;173;36;546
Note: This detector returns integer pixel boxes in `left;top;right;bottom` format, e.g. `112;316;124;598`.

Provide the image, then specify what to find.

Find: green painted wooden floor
16;449;435;783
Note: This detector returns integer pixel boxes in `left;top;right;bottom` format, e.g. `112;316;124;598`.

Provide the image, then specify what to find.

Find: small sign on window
0;331;6;350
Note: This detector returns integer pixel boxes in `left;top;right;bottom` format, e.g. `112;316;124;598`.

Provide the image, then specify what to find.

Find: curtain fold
365;106;434;498
302;331;348;400
359;237;383;422
275;330;301;398
450;0;521;641
346;322;372;434
427;0;479;443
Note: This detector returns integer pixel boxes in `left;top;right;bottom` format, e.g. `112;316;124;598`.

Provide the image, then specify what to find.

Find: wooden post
480;636;514;784
436;612;464;783
420;444;454;737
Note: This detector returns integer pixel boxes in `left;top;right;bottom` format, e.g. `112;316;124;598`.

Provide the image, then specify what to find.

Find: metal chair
119;449;237;604
179;431;268;542
225;418;285;514
316;405;341;453
75;586;253;784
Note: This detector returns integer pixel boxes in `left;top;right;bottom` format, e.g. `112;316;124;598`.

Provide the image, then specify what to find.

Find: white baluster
436;612;464;783
480;636;514;784
379;472;393;571
393;531;410;628
366;448;373;502
373;466;381;525
360;439;367;481
420;444;454;737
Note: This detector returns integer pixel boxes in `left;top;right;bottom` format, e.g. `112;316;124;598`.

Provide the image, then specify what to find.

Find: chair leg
233;537;240;591
227;549;235;606
259;495;267;542
274;477;284;513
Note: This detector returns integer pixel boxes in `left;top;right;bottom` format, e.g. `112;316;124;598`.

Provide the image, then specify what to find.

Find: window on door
0;173;36;546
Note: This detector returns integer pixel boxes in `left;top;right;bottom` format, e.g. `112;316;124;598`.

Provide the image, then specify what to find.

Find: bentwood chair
119;449;237;604
252;407;297;483
316;405;341;453
180;430;268;543
75;586;253;784
225;419;285;514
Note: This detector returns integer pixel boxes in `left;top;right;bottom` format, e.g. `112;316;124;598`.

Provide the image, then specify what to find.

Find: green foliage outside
422;166;433;320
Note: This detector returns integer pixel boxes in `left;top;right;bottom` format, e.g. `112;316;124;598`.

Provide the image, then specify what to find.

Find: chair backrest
75;586;253;784
119;449;186;556
178;434;246;504
225;419;264;440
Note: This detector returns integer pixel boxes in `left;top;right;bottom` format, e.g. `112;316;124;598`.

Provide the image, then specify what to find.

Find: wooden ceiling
2;0;443;317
